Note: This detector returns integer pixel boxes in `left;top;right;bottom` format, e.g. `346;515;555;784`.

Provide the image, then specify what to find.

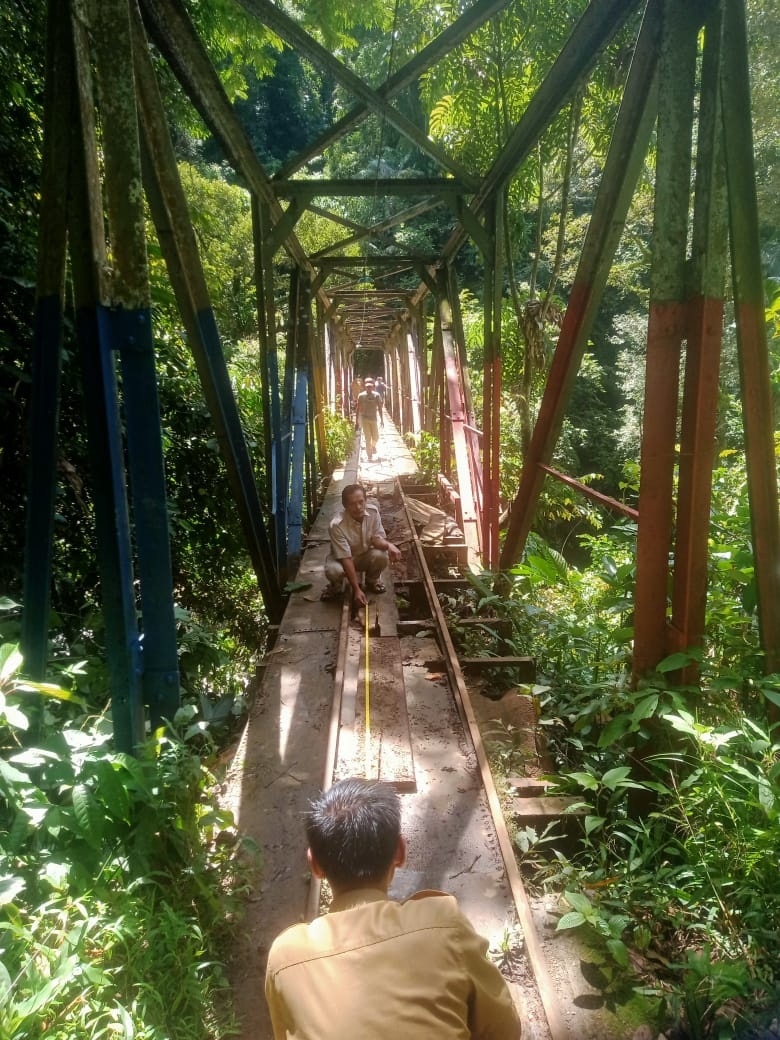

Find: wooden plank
507;776;555;794
335;636;415;791
511;795;587;819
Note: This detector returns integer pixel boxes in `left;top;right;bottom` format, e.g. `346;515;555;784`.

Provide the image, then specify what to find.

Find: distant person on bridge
375;374;387;405
321;483;401;604
350;375;363;413
355;376;384;462
265;778;521;1040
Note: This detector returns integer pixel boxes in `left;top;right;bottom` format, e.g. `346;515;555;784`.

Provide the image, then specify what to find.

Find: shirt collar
329;888;388;913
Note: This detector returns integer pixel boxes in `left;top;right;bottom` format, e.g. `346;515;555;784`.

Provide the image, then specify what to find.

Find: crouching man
265;778;521;1039
321;483;401;604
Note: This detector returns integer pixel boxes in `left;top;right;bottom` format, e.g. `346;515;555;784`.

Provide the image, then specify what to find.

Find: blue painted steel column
79;307;145;748
91;0;179;729
21;0;71;680
103;305;180;726
67;7;146;753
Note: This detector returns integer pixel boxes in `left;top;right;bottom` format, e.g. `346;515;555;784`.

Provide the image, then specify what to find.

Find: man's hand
353;586;368;607
386;542;402;563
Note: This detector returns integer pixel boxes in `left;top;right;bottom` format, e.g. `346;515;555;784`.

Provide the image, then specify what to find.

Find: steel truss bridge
21;0;780;750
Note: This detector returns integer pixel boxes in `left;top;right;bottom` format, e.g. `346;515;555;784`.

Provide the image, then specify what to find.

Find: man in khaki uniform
355;376;384;461
265;778;521;1039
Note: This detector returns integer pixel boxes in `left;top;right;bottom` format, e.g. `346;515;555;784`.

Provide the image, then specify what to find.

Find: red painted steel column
670;7;727;665
481;199;502;568
500;1;662;568
633;1;700;678
721;0;780;678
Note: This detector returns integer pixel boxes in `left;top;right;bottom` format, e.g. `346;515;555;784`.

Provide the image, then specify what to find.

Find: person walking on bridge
355;376;383;462
265;778;521;1039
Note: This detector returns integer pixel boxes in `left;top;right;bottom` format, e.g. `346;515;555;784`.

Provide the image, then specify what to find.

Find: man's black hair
341;483;365;507
306;778;401;888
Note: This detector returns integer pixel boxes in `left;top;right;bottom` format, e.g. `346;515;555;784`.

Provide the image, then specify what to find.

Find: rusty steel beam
633;0;701;678
721;0;780;678
138;0;322;299
131;3;283;621
539;466;640;521
21;0;72;680
92;0;181;727
500;1;661;568
235;0;479;187
277;0;515;178
407;0;646;309
441;290;480;567
670;5;727;667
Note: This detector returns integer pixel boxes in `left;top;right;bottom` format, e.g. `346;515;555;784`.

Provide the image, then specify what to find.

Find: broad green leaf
760;686;780;708
0;644;22;682
0;757;30;785
567;771;599;791
584;815;606;836
631;694;658;723
601;766;633;790
1;702;29;730
0;958;11;1003
657;650;699;673
14;680;86;706
606;938;630;967
597;714;631;748
72;784;103;846
556;911;586;930
564;890;593;914
0;874;25;906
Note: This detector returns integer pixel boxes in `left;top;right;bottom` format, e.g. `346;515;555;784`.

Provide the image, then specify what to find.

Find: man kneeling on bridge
322;483;401;606
265;778;521;1039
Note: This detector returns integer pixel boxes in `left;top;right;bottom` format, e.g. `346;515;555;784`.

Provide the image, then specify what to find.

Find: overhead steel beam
138;0;325;302
411;0;645;305
312;197;446;258
314;255;438;267
235;0;480;188
276;179;471;198
276;0;515;178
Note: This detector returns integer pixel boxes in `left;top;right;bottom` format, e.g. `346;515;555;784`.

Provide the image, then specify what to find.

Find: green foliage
0;643;253;1040
409;430;440;485
323;409;356;472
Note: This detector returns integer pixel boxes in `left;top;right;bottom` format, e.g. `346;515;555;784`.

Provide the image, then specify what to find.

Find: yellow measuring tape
364;604;371;778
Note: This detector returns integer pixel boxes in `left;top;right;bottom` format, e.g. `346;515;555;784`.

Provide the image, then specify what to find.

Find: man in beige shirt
265;778;521;1039
322;484;401;605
